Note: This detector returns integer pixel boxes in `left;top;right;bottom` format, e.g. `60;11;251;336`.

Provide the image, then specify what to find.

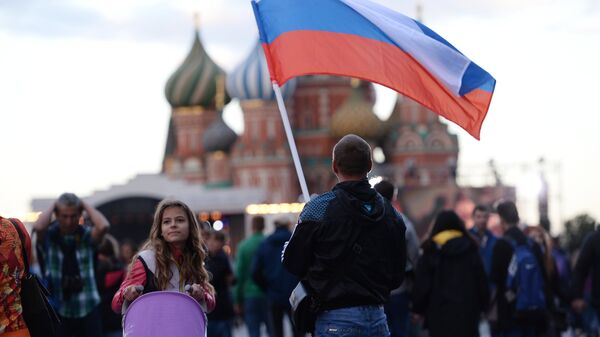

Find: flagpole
272;81;310;203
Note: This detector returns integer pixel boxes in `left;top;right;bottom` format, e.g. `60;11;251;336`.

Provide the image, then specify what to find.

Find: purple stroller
123;292;206;337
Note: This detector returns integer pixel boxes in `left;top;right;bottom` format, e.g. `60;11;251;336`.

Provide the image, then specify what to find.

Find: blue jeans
315;305;390;337
207;319;233;337
244;297;270;337
384;292;410;337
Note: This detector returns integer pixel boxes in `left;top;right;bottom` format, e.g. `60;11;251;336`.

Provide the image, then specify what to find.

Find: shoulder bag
10;219;61;337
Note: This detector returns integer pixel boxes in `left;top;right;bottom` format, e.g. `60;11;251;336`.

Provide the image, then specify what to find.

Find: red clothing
0;217;31;334
111;246;215;314
3;329;31;337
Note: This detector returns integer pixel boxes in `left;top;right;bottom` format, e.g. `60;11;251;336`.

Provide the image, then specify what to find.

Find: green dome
165;30;230;108
330;84;382;140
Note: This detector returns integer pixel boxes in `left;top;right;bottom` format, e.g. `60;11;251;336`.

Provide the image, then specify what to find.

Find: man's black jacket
572;229;600;311
282;179;406;311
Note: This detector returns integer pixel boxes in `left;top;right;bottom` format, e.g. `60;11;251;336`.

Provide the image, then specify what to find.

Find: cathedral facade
161;27;460;203
30;25;469;247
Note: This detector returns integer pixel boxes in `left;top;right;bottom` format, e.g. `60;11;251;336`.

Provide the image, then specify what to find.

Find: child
112;199;215;314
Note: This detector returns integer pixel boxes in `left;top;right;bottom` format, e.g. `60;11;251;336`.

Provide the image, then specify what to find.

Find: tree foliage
561;213;598;254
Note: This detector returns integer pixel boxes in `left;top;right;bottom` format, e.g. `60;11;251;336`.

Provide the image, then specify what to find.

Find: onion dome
165;30;230;108
330;85;382;139
226;41;296;101
384;95;403;131
203;113;238;153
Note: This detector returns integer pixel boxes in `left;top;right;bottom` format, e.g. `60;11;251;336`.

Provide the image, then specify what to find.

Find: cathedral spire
193;12;200;31
416;0;424;22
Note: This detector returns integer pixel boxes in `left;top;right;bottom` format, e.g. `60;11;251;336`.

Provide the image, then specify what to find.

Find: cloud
0;0;107;38
377;0;597;25
0;0;256;49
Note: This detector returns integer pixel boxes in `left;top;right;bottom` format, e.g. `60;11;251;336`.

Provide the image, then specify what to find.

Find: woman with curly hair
112;199;215;315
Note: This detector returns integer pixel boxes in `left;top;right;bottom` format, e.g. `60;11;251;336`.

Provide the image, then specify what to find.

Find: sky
1;0;599;233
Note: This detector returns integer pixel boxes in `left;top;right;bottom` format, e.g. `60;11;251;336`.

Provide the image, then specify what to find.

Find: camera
62;275;83;299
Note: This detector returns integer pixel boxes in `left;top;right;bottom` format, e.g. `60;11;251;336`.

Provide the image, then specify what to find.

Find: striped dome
203;113;238;153
226;41;296;101
330;85;382;140
165;30;230;108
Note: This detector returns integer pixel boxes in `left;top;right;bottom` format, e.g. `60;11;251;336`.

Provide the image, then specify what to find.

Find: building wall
163;106;219;183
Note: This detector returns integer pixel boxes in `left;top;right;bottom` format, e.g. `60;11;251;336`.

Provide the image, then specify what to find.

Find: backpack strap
122;250;158;313
506;238;521;286
507;235;536;249
506;237;520;249
138;249;181;291
138;250;157;275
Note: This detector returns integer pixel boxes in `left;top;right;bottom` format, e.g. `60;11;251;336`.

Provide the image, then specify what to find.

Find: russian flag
251;0;496;139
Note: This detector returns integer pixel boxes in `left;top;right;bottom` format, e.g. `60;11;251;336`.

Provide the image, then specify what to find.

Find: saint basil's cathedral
162;27;459;202
33;25;510;248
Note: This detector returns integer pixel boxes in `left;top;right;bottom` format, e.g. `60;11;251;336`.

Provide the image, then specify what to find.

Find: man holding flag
282;134;406;337
253;0;495;335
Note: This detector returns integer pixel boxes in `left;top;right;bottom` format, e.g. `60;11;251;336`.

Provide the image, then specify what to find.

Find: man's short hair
496;200;520;225
56;192;82;211
472;204;489;215
274;217;290;228
251;216;265;231
333;134;372;176
374;180;395;201
210;230;227;243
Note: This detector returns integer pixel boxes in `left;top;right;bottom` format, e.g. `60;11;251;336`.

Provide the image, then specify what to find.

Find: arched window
184;158;202;173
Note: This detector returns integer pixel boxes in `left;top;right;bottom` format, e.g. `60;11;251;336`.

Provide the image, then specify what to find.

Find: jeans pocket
372;321;390;337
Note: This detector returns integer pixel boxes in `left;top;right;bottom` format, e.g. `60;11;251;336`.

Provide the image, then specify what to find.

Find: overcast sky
1;0;599;233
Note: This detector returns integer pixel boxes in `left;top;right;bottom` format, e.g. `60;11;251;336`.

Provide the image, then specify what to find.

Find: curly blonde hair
135;199;214;295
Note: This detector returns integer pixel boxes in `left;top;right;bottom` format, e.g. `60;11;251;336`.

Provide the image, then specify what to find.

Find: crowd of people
1;134;599;337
